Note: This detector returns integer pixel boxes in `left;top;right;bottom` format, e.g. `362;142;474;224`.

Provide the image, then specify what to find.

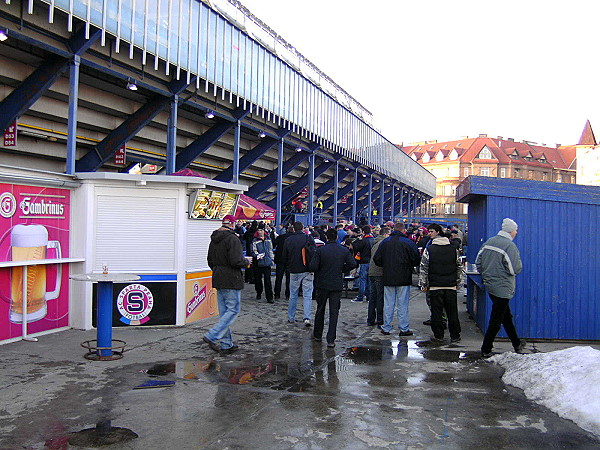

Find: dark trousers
313;288;342;344
367;276;384;325
274;263;290;298
482;294;521;353
253;266;273;301
429;289;461;339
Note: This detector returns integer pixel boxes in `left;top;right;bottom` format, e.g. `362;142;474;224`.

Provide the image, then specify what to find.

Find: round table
71;273;140;360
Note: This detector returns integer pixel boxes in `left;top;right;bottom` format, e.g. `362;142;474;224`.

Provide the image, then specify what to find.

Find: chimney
479;133;487;138
507;138;514;142
497;136;503;140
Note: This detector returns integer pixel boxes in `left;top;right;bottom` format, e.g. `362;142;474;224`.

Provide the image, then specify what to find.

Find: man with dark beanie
418;223;462;343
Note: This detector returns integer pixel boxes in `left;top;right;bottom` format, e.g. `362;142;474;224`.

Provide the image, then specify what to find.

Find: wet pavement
1;282;599;449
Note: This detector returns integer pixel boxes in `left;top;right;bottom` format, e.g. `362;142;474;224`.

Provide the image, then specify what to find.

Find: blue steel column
66;55;80;175
379;179;385;225
308;153;315;225
352;169;358;225
166;94;178;175
408;191;413;221
275;139;284;227
390;185;395;221
233;120;241;183
367;175;373;224
400;188;405;218
333;161;339;225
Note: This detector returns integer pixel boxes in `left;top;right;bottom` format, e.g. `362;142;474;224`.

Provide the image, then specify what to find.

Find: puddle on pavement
67;420;138;447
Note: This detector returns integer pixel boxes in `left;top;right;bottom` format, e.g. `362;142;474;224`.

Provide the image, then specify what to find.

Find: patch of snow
490;346;600;438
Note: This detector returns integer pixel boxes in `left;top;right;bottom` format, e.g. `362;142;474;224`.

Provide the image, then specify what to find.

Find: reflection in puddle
68;420;138;447
407;373;426;385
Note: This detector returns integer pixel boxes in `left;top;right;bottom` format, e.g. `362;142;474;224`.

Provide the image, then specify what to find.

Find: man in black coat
351;225;375;303
282;221;317;325
373;222;421;337
273;225;293;299
309;228;357;347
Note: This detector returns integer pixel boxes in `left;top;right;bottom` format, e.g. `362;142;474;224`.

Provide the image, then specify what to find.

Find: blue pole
96;281;114;358
275;139;284;227
166;95;178;175
352;169;357;225
367;175;373;223
233;120;241;184
66;55;80;175
400;189;405;219
308;153;315;226
379;179;385;225
333;161;339;224
390;185;395;220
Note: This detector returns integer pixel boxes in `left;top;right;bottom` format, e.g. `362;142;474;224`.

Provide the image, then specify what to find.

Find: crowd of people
203;216;525;359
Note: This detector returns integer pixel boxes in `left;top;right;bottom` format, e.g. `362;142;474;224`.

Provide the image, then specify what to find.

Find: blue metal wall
459;176;600;340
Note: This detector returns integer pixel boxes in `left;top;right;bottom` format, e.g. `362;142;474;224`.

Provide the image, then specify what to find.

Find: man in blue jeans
282;221;316;326
373;222;421;337
203;215;252;354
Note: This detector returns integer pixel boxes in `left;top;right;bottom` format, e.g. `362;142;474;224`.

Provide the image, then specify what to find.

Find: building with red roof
401;125;592;220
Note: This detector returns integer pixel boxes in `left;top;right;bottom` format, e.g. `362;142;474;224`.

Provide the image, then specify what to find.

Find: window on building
528;170;533;179
430;204;437;214
500;167;506;178
557;173;562;182
524;153;533;162
449;150;458;160
539;156;547;164
422;153;430;163
444;204;451;214
450;203;456;214
510;151;519;160
480;167;490;176
464;167;469;177
445;185;453;196
451;186;456;196
463;203;469;214
571;175;575;183
514;168;520;178
436;151;444;161
542;172;548;181
477;146;493;159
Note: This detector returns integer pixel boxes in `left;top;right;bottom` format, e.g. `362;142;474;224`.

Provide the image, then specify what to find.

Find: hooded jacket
251;233;274;267
475;231;522;298
372;230;421;286
352;234;374;264
207;227;249;290
418;236;462;290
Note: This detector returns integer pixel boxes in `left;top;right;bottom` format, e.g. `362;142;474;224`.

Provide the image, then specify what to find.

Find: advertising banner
92;281;177;327
189;189;238;220
0;183;71;341
185;272;217;323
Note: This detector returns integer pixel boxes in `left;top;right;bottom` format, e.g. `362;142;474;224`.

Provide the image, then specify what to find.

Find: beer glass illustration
10;224;62;323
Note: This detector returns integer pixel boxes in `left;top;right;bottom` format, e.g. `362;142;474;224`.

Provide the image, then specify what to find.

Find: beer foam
11;224;48;248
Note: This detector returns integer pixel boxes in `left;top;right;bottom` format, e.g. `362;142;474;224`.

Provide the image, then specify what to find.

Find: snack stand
68;172;246;332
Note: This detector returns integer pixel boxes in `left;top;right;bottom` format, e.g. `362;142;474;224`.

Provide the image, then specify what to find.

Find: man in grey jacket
476;218;526;357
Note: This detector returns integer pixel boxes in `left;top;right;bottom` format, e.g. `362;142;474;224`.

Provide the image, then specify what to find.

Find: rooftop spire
578;120;597;145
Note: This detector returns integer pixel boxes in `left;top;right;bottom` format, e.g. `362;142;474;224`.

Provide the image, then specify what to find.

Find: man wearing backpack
282;221;316;326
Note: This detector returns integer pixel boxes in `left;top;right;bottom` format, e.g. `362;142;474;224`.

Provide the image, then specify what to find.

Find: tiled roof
578;120;597;146
402;136;575;170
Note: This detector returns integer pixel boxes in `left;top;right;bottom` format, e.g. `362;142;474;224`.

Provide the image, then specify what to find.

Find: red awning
236;194;276;221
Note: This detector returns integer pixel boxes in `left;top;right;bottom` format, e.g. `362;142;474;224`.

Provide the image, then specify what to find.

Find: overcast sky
239;0;600;147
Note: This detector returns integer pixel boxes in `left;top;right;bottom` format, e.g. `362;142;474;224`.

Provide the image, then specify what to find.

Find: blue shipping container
457;176;600;340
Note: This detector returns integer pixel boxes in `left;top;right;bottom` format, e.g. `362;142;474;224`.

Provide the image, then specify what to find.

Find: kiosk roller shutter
95;195;177;271
186;220;217;270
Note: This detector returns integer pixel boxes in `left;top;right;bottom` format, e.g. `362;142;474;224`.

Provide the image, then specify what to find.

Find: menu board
189;189;239;220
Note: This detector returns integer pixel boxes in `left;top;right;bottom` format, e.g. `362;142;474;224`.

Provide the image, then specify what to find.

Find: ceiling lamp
0;29;7;42
295;147;302;152
258;130;266;138
126;78;137;91
205;110;215;119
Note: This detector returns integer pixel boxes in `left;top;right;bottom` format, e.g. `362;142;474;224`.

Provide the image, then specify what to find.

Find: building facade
402;132;582;221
